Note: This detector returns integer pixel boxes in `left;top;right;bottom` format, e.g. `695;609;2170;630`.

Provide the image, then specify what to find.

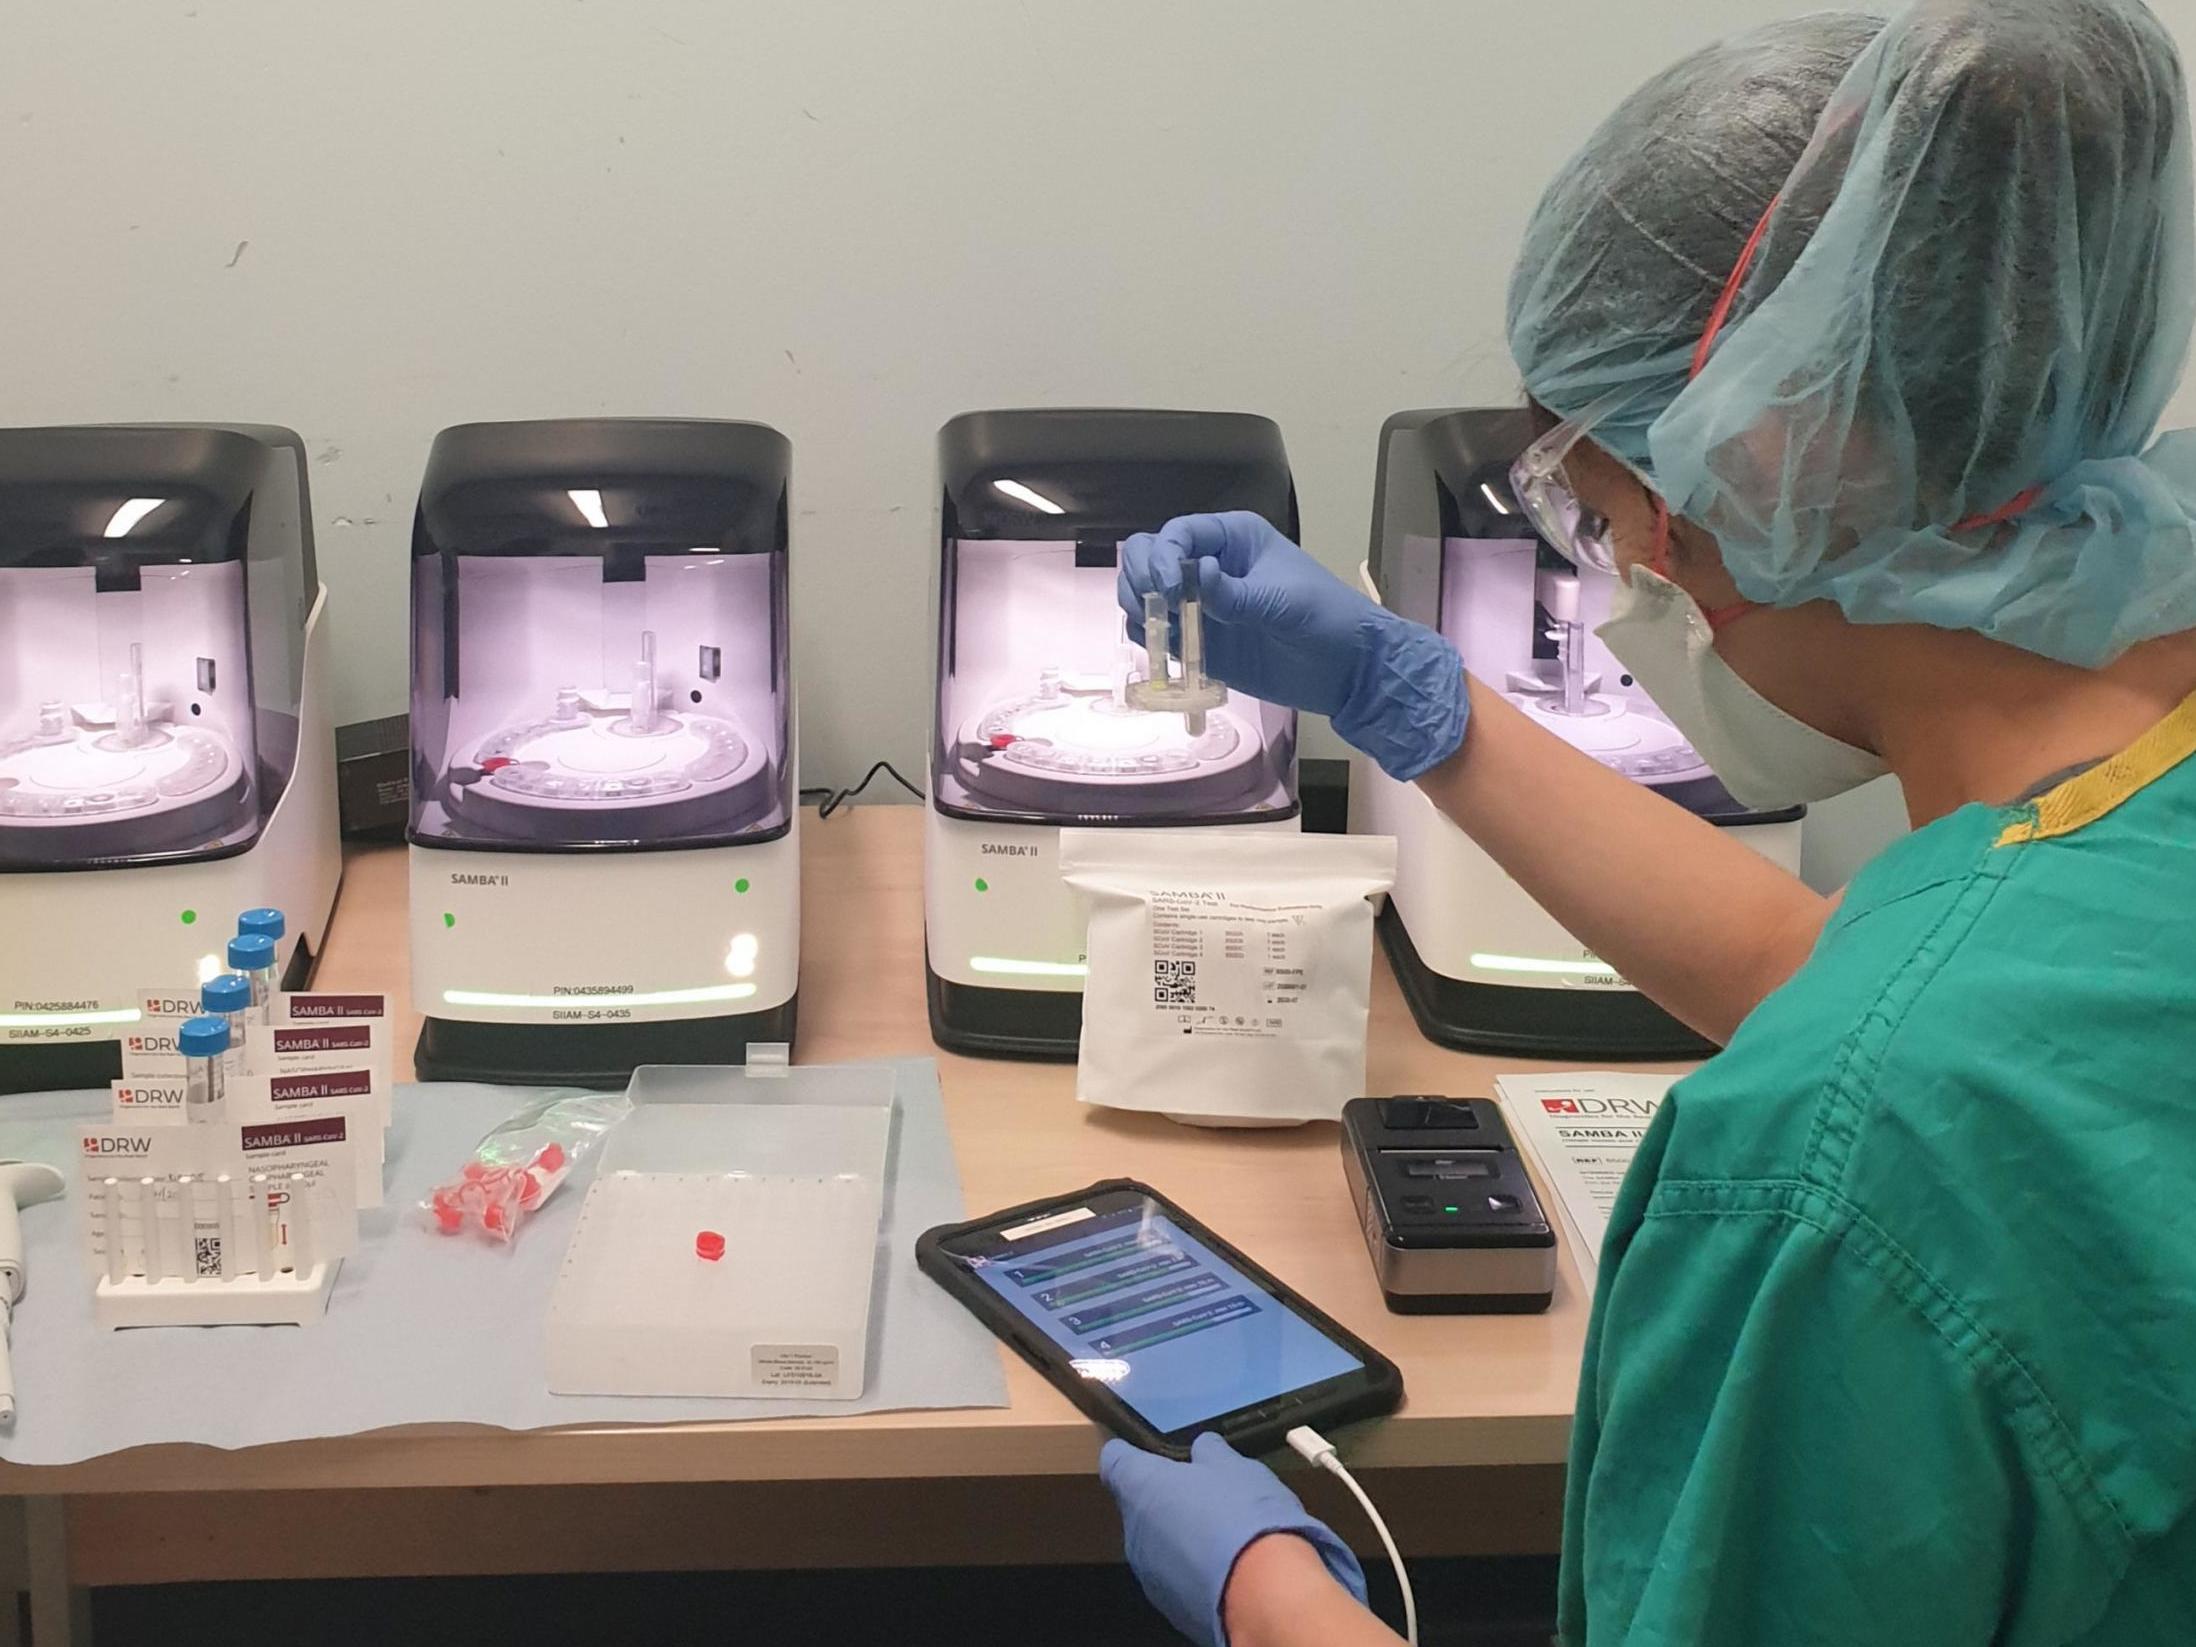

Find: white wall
6;0;2196;852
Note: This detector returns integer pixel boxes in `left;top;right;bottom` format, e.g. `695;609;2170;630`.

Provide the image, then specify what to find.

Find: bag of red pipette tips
422;1089;630;1244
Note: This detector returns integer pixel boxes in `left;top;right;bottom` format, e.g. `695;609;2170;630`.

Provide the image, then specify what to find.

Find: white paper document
1496;1071;1676;1290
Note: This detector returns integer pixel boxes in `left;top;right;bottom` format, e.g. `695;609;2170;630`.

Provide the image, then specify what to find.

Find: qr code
1153;958;1198;1006
194;1237;221;1279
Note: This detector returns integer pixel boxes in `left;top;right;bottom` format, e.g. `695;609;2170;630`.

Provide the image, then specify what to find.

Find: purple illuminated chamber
934;540;1294;823
0;426;315;867
407;420;792;850
927;409;1301;828
955;660;1263;811
0;712;242;821
445;642;770;838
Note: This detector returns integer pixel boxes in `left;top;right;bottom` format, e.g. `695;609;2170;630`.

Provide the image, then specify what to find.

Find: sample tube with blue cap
177;1015;230;1124
227;933;278;1025
237;908;285;946
202;973;253;1082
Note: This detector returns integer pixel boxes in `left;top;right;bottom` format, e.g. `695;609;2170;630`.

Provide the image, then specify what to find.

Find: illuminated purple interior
932;537;1294;824
0;560;258;861
410;548;789;848
0;426;317;868
408;420;793;851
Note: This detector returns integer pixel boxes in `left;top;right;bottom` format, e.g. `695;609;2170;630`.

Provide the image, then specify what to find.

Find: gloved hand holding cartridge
1118;511;1468;781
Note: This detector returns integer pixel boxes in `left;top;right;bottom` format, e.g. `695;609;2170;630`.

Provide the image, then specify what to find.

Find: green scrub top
1559;692;2196;1646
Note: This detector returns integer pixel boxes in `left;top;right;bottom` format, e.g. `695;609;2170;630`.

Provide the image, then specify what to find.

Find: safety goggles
1508;388;1639;575
1511;188;1770;580
1510;391;1756;628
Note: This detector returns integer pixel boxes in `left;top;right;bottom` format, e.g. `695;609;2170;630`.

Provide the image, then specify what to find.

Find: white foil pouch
1059;829;1398;1127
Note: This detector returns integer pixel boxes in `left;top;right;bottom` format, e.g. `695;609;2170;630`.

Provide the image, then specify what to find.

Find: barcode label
194;1236;221;1278
1153;958;1198;1006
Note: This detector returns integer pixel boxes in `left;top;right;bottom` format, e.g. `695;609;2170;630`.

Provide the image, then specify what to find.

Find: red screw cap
695;1230;726;1262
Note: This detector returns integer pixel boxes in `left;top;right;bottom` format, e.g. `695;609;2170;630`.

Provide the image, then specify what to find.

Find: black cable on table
816;760;924;820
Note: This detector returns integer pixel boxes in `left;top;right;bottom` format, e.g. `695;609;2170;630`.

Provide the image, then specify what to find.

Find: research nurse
1108;2;2196;1642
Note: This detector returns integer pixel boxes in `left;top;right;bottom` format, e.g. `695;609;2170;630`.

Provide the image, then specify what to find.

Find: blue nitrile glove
1100;1433;1368;1647
1118;511;1469;781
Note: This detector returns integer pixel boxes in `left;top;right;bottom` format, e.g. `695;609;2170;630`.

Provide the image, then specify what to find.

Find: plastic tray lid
603;1061;897;1181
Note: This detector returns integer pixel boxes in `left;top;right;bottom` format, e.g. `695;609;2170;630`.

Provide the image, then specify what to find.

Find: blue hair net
1508;0;2196;668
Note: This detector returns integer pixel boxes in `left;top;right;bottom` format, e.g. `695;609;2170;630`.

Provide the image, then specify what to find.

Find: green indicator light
179;909;197;926
734;877;750;894
1443;1205;1460;1215
974;877;989;893
442;912;456;929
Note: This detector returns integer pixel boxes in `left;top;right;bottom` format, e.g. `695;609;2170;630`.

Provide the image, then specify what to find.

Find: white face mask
1594;566;1887;809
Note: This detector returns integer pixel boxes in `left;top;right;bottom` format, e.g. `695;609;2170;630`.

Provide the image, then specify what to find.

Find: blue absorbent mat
0;1057;1007;1464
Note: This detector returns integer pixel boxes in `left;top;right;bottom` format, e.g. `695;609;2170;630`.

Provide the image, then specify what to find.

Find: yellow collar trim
1996;688;2196;847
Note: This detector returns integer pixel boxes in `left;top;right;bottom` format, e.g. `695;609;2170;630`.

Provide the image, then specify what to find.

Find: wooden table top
4;806;1622;1494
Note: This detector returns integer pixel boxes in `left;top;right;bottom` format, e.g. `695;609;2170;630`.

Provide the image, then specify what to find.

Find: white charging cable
1286;1425;1417;1646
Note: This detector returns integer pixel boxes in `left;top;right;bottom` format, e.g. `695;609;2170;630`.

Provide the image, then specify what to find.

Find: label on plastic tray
751;1344;841;1392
